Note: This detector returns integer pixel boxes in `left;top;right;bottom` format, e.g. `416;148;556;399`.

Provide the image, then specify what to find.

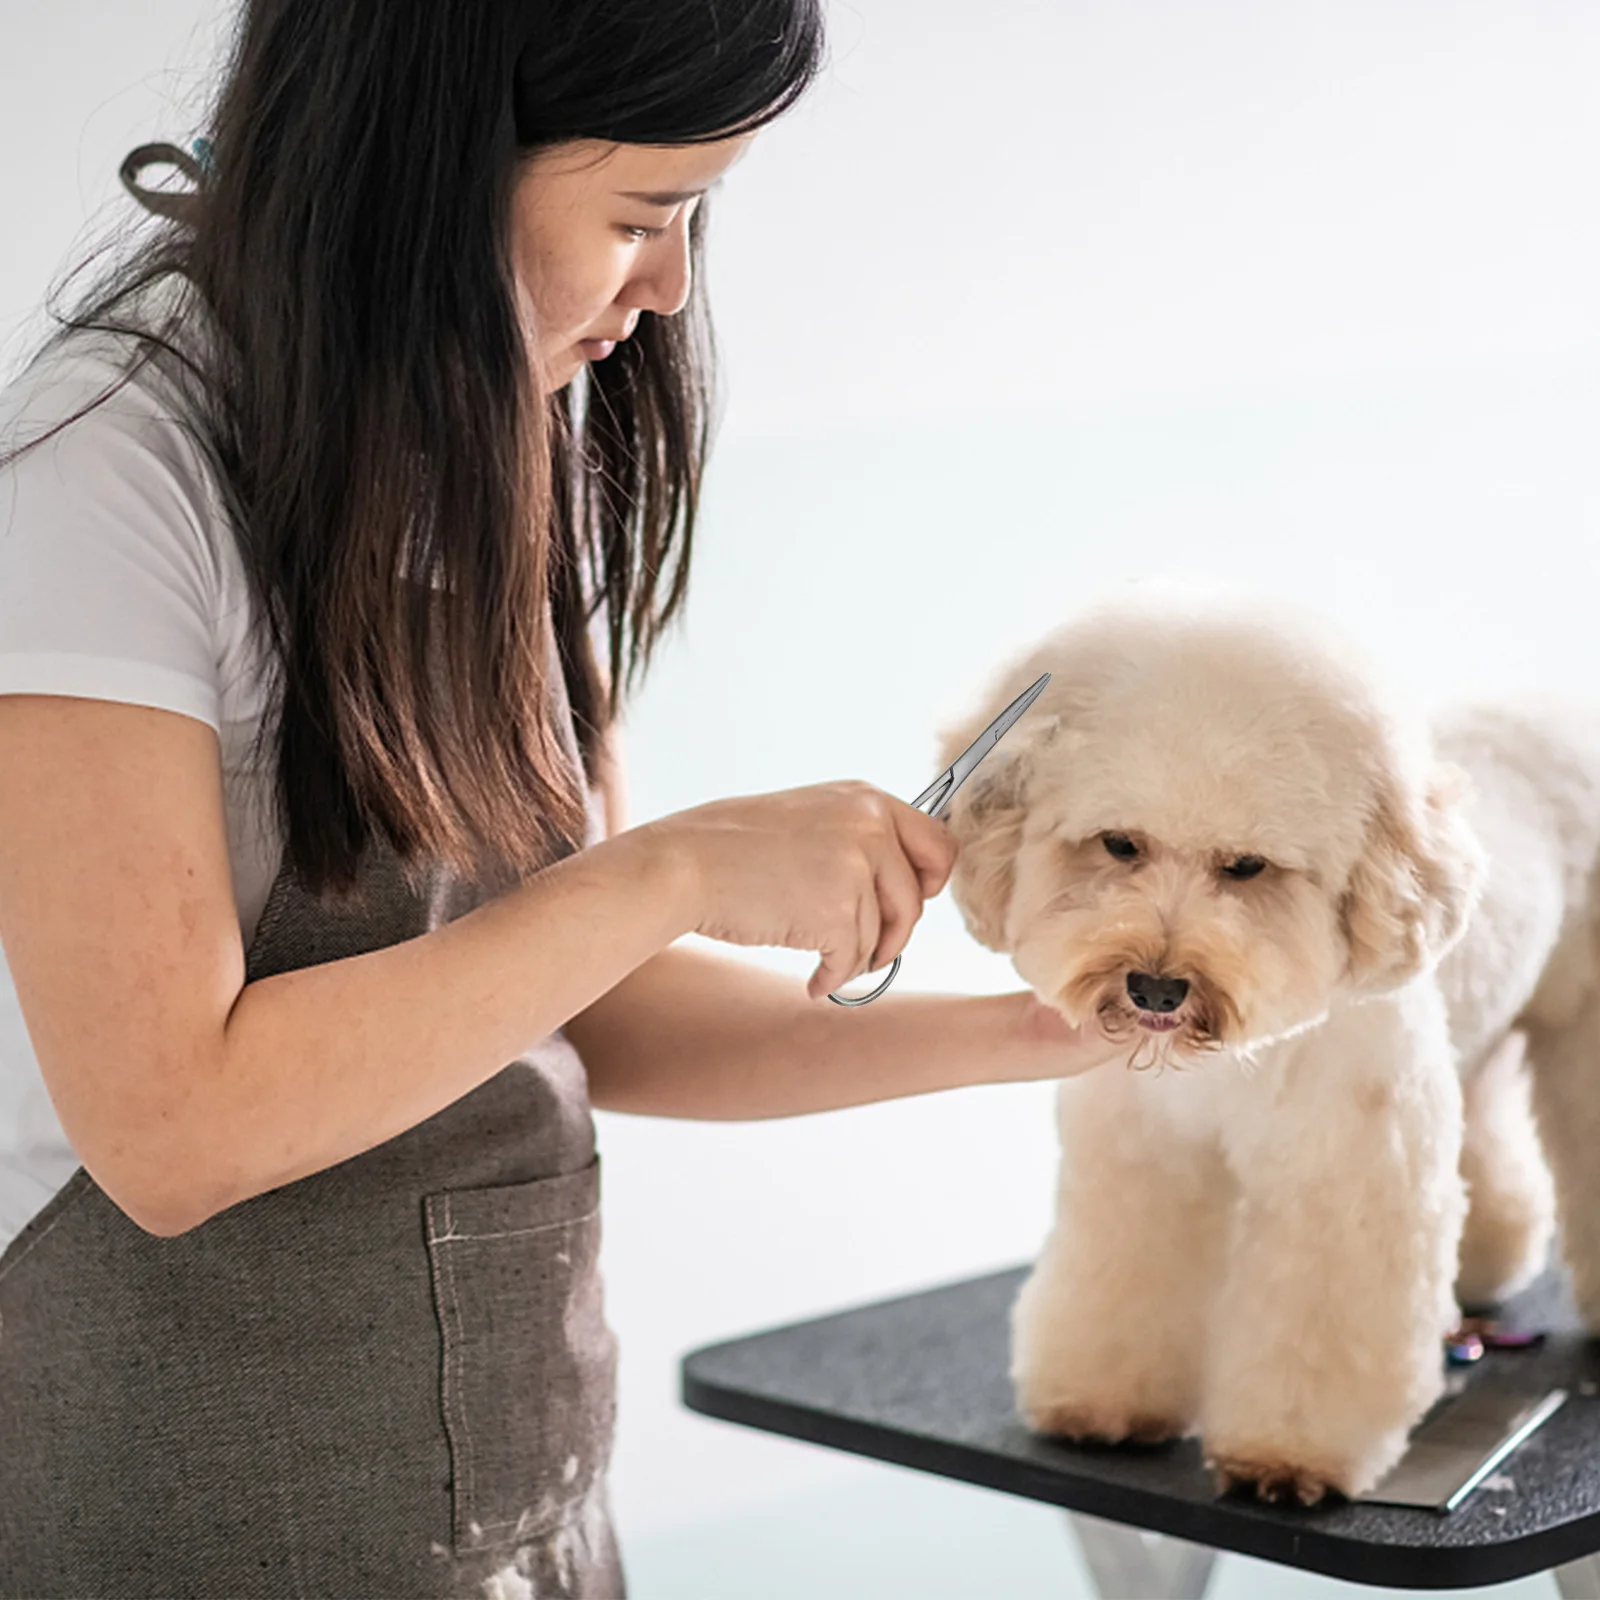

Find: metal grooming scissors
827;672;1052;1007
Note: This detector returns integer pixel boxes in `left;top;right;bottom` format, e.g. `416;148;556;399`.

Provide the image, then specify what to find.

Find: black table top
681;1263;1600;1591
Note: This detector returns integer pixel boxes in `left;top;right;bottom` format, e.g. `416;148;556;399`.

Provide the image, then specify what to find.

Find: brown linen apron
0;714;624;1599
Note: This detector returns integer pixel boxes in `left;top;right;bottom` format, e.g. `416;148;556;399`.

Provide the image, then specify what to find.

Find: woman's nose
628;223;693;318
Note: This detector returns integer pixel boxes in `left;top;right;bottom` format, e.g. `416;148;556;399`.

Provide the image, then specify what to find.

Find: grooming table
681;1265;1600;1596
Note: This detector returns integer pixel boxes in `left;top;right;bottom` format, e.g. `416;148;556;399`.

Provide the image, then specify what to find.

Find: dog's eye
1221;855;1268;880
1101;832;1140;862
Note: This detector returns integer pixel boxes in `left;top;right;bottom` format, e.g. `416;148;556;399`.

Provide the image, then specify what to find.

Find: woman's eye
1222;855;1268;880
1101;832;1140;862
619;224;665;243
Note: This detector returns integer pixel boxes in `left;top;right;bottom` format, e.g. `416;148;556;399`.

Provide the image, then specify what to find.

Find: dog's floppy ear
936;715;1055;952
1340;761;1485;994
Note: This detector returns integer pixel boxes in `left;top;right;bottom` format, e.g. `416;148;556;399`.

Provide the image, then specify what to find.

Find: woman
0;1;1114;1594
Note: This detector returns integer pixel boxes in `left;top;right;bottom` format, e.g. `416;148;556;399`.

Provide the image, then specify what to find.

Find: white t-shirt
0;297;603;1253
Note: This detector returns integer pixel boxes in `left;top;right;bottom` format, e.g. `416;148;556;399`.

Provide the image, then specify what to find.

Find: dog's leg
1200;992;1465;1504
1456;1029;1556;1307
1524;991;1600;1329
1012;1067;1229;1446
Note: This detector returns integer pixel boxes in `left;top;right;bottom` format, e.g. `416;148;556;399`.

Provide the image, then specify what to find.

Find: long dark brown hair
0;0;824;893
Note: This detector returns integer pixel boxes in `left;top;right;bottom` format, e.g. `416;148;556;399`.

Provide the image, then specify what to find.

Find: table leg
1065;1510;1217;1600
1555;1554;1600;1600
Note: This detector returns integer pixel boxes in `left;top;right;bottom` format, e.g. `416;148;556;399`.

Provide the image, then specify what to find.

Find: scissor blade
912;671;1051;818
947;672;1051;789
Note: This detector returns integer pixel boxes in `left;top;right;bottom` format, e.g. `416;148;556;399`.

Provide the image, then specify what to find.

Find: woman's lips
578;339;617;362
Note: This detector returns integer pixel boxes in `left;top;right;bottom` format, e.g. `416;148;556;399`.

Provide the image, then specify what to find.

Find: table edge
681;1350;1600;1591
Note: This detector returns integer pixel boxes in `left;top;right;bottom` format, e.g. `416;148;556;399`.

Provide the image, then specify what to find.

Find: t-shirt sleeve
0;355;224;731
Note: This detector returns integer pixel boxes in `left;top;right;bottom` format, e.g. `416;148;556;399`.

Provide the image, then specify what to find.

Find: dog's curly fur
938;588;1600;1504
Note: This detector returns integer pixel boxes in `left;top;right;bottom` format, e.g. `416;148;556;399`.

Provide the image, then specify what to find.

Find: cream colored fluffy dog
935;588;1600;1505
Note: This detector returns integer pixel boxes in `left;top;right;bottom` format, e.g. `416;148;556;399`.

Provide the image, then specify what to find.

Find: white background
3;2;1597;1594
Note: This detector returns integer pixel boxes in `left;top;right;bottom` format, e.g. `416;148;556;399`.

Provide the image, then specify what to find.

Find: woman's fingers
808;866;879;1000
897;802;958;899
867;843;928;973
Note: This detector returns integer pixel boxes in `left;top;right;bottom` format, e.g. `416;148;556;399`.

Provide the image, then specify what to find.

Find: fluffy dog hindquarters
1435;702;1600;1327
1454;1030;1555;1308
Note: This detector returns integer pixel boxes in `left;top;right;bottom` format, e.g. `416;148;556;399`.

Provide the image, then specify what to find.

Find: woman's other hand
1003;989;1130;1078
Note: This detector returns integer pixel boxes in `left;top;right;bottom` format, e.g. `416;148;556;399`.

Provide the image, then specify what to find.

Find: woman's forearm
189;825;696;1229
569;941;1112;1120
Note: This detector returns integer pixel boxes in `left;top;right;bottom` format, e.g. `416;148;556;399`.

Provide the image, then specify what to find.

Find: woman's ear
935;714;1055;953
1340;761;1486;994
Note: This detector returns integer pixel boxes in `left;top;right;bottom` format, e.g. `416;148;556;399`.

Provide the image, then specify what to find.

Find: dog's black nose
1126;971;1189;1013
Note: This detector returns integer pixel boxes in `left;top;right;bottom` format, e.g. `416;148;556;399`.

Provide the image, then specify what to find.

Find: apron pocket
424;1158;616;1555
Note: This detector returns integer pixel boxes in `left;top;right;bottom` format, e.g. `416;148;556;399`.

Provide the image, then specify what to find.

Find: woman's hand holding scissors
643;676;1050;1004
646;778;956;1002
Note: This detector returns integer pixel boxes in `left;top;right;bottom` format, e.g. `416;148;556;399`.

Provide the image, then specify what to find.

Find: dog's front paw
1023;1397;1186;1446
1207;1451;1349;1508
1204;1414;1413;1505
